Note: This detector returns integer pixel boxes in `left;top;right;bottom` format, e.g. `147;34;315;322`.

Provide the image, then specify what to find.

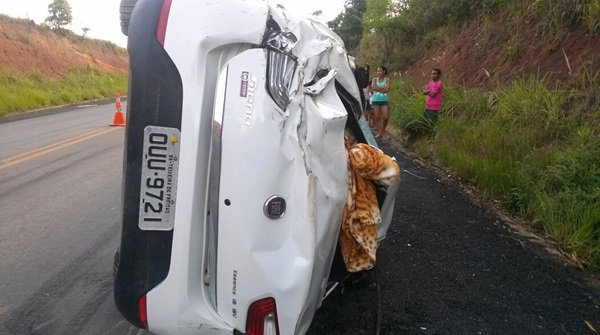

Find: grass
0;68;128;117
506;37;522;60
0;14;128;117
18;34;32;45
582;0;600;33
389;70;600;273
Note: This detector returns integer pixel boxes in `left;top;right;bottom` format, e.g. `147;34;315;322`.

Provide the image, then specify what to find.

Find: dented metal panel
132;0;375;334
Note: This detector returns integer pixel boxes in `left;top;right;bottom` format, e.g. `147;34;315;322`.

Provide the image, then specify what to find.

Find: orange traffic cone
111;92;126;127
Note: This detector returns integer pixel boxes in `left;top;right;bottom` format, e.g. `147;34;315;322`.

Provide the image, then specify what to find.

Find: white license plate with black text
138;126;180;231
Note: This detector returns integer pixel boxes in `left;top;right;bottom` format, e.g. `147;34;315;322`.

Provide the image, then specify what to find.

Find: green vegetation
327;0;600;272
0;68;128;117
355;0;514;68
389;72;600;272
328;0;367;53
0;14;128;117
330;0;600;69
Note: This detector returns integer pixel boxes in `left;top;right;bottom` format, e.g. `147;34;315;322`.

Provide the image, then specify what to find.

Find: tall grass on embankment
0;67;128;117
390;70;600;273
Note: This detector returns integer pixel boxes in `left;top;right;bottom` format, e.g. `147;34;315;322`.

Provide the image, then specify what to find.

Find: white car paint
131;0;394;334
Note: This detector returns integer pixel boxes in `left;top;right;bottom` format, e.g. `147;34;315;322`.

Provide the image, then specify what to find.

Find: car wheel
120;0;139;36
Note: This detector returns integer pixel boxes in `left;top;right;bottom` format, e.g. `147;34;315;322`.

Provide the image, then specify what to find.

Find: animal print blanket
339;141;400;272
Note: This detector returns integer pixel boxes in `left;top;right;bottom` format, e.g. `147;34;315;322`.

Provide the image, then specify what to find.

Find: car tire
120;0;139;36
113;248;120;279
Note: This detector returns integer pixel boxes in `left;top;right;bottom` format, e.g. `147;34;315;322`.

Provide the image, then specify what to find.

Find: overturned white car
113;0;399;334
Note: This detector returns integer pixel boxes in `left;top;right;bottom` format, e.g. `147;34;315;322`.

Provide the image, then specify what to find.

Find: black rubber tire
120;0;139;36
113;248;120;279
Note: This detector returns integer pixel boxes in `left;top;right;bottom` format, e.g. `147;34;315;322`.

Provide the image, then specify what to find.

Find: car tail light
138;295;148;328
246;298;280;335
156;0;173;46
262;17;297;110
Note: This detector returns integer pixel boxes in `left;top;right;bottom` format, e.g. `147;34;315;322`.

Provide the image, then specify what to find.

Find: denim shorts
424;109;439;123
372;101;389;107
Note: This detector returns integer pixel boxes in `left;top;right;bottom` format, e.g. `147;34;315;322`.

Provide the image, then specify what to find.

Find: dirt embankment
405;15;599;87
0;15;128;77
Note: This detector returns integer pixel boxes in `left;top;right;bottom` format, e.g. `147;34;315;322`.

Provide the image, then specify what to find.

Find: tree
362;0;393;32
327;0;367;53
45;0;73;30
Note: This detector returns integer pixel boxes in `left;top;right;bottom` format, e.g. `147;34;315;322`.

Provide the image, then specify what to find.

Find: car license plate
138;126;181;231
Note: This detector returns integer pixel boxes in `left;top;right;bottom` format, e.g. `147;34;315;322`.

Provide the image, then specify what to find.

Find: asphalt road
0;104;598;335
309;139;600;335
0;103;144;335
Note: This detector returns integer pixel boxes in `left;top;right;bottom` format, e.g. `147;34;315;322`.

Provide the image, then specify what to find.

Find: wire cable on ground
375;266;382;335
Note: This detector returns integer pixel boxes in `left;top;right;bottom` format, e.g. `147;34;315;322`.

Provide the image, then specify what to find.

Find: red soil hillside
0;15;128;77
405;15;599;88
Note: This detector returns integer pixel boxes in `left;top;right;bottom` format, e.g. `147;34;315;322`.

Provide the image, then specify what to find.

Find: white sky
0;0;346;48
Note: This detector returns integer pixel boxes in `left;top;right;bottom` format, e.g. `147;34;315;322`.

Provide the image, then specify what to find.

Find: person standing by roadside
363;84;374;127
371;65;391;139
423;68;443;124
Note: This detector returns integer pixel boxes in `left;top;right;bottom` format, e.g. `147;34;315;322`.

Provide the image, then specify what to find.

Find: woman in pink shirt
423;68;443;123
